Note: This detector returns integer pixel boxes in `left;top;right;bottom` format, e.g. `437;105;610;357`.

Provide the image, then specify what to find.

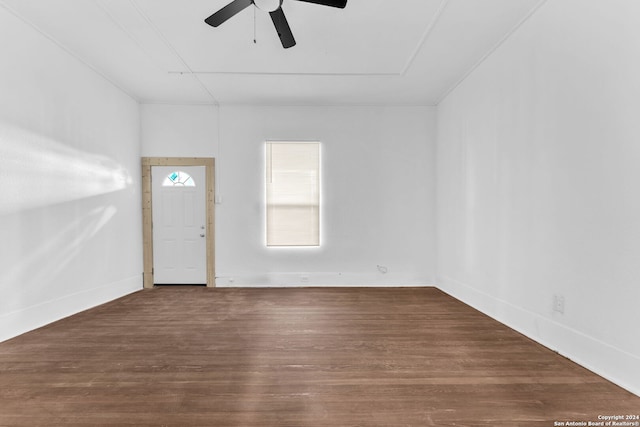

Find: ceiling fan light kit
205;0;347;49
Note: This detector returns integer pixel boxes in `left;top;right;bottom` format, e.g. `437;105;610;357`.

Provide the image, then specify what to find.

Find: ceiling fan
205;0;347;49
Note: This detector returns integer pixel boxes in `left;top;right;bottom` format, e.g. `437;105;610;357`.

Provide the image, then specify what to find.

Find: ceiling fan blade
270;8;296;49
205;0;253;27
293;0;347;8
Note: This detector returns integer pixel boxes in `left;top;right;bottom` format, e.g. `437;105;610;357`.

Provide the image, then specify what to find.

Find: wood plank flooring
0;287;638;426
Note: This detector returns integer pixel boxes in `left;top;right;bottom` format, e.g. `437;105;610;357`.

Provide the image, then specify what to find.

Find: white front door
152;166;207;284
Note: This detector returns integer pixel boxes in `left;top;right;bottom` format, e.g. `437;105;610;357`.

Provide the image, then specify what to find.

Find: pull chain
253;6;257;44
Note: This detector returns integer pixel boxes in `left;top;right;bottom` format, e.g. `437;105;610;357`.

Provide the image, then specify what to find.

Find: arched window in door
162;171;196;187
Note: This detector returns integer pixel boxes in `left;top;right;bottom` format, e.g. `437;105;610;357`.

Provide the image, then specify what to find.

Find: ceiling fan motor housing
253;0;283;12
205;0;347;49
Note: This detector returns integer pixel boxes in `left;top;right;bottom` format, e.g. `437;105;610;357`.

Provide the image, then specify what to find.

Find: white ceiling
0;0;544;106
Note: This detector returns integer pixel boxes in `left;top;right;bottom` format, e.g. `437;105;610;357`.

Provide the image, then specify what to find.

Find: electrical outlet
300;275;309;283
553;294;565;314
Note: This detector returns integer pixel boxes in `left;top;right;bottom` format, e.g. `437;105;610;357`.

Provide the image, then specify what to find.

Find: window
266;142;320;247
162;171;195;187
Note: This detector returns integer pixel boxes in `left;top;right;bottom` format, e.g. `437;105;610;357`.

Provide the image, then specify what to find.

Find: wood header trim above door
141;157;216;288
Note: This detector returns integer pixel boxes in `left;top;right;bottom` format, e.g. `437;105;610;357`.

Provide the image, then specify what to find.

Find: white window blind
266;142;320;247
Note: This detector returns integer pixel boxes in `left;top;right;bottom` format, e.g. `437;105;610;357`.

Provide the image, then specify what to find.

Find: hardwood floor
0;287;638;426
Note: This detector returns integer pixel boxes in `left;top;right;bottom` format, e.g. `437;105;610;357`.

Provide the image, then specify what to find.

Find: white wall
141;105;437;287
0;8;142;341
141;104;219;158
219;106;436;286
436;0;640;395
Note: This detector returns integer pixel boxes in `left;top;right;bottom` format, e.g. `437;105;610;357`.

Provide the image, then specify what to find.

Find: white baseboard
0;275;142;343
215;272;434;288
437;275;640;397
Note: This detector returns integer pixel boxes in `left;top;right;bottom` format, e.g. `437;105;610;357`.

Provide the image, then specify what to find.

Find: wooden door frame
142;157;215;288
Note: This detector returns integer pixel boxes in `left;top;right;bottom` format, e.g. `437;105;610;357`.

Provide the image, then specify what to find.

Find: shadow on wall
0;120;132;215
0;205;118;314
0;120;133;315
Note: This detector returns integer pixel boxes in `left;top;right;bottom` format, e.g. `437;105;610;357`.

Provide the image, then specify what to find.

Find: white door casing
151;166;207;284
